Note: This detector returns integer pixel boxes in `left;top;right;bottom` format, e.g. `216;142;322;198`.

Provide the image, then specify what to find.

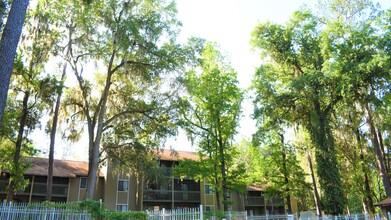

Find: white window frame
205;205;214;211
205;184;213;195
80;177;87;189
116;204;128;212
118;179;129;192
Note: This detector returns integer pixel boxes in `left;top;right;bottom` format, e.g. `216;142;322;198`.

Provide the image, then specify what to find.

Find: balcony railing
245;197;284;206
0;180;68;197
174;191;200;202
143;190;200;202
143;190;172;201
245;196;265;206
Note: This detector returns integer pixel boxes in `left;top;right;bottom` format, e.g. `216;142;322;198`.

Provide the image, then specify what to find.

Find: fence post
6;201;11;220
200;205;203;220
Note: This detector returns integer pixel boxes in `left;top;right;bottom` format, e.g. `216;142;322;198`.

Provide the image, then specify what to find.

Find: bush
36;200;147;220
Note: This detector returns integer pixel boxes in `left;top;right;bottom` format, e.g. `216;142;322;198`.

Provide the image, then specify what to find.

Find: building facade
0;157;104;203
0;150;294;215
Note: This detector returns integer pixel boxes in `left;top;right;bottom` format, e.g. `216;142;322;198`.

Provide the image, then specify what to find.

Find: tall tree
251;11;346;214
0;0;30;127
178;43;244;211
3;0;59;201
60;0;187;199
323;3;391;200
253;129;310;214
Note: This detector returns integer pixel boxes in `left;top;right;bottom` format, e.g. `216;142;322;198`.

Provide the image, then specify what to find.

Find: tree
253;129;311;214
2;0;59;201
322;2;391;201
251;11;346;214
0;0;30;127
60;0;188;199
251;1;391;214
178;43;244;211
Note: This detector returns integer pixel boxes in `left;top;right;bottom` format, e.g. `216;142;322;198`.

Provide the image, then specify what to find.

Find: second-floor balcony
143;190;200;203
245;196;265;206
245;196;284;207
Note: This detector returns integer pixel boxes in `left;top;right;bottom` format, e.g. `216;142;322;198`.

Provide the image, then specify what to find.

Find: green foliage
178;42;245;210
251;1;391;215
34;200;148;220
251;8;346;215
204;210;225;220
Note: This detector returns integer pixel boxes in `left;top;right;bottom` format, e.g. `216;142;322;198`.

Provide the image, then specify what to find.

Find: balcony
32;183;68;197
143;190;172;201
143;190;200;203
245;196;265;206
174;191;200;202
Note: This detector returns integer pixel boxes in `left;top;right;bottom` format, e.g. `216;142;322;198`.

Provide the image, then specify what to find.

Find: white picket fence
145;206;248;220
0;202;91;220
2;202;386;220
0;202;248;220
146;207;202;220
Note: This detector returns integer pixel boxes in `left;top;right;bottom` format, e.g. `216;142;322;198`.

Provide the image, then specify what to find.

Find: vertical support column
29;175;35;203
171;176;174;209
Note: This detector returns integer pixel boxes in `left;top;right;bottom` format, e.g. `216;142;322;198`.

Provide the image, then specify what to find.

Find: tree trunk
218;139;228;212
280;134;292;213
46;65;67;201
354;126;375;214
0;0;30;126
136;173;143;210
85;49;116;199
306;150;322;217
377;131;389;174
214;175;221;211
6;91;29;202
365;103;391;197
309;97;344;215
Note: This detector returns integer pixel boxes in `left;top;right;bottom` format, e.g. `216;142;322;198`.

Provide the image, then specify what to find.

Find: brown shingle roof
247;185;264;191
156;149;199;161
375;197;391;207
10;157;104;178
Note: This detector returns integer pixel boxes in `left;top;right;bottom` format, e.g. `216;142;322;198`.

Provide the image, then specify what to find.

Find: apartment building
0;157;104;203
0;150;292;215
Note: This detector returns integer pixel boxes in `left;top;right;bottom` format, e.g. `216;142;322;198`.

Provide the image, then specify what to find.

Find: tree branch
103;108;154;128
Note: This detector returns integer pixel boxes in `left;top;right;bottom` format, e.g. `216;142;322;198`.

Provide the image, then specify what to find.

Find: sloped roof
247;185;264;191
375;197;391;207
2;157;104;178
156;149;199;161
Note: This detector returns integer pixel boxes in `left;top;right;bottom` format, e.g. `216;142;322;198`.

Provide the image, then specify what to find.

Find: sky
32;0;391;160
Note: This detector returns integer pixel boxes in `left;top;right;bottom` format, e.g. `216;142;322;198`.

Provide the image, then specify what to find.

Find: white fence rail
0;202;91;220
247;214;294;220
146;207;202;220
1;202;389;220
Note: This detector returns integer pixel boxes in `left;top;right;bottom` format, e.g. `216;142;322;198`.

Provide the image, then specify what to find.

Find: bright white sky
33;0;391;160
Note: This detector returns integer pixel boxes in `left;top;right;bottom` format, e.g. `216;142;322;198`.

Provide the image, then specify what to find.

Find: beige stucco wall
67;178;78;202
230;191;245;211
104;160;118;210
67;176;104;202
104;160;139;211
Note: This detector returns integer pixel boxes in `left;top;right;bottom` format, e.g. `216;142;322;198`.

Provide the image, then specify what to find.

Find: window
80;177;87;189
205;184;213;195
118;180;129;192
206;206;214;211
116;204;128;212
